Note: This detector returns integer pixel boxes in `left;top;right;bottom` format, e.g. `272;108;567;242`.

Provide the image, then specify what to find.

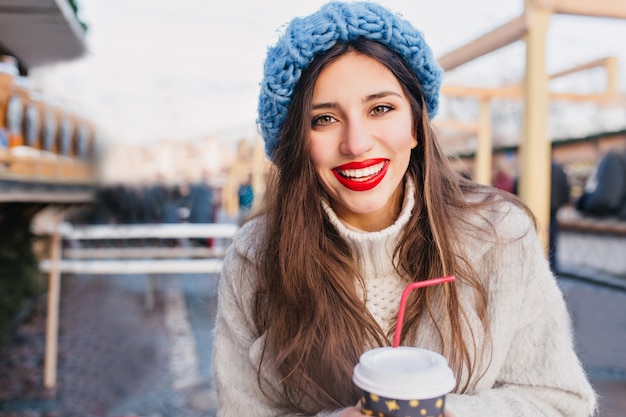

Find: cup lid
353;347;456;399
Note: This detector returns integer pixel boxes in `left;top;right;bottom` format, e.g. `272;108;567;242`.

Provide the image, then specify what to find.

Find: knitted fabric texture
257;1;443;158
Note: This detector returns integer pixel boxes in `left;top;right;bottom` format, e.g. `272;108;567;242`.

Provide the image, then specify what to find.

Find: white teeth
338;161;385;179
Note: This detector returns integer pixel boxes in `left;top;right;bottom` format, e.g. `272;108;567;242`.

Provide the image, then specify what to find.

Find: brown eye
312;114;336;126
371;105;393;116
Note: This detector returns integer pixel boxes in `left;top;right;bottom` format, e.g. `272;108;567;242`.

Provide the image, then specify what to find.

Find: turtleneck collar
321;177;416;277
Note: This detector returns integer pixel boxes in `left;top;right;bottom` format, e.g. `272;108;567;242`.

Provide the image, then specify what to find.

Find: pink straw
392;275;455;348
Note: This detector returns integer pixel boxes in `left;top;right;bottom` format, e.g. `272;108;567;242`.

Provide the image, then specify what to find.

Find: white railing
39;222;238;274
38;222;239;390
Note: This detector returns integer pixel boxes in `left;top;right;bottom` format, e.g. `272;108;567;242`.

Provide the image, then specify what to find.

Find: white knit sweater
213;184;597;417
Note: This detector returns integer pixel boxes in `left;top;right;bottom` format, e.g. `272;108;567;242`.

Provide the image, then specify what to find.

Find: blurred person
237;173;254;224
188;178;214;246
213;2;597;417
549;161;570;272
491;163;514;194
576;149;626;219
156;182;183;247
210;186;238;250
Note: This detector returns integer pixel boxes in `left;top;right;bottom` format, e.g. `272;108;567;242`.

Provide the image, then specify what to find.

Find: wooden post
474;98;493;185
519;2;552;253
43;224;62;389
605;56;618;96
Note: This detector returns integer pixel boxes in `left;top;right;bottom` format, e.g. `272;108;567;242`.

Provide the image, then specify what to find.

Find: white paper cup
353;347;455;417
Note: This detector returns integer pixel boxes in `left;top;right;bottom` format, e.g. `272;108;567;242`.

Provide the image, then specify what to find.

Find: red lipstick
332;158;389;192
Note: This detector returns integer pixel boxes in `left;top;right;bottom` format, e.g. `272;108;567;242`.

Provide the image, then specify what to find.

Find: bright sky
30;0;625;148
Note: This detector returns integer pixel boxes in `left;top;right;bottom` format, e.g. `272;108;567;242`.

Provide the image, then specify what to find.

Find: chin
345;200;391;215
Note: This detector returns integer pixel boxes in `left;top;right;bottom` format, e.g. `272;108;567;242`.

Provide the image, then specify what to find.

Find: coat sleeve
446;207;597;417
213;245;346;417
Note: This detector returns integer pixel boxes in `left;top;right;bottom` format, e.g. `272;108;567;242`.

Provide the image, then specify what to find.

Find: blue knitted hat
257;1;443;158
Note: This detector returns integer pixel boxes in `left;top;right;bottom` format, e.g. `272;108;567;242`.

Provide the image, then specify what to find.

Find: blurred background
2;0;626;203
1;0;625;416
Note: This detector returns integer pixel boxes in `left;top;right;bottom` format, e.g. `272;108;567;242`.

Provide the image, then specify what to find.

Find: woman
213;2;597;416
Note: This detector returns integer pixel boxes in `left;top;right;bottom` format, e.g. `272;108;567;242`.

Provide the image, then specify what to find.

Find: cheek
309;138;332;169
308;139;338;195
386;124;417;153
378;110;416;151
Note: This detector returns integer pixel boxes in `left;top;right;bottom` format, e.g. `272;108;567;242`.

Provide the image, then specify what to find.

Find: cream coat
213;186;597;417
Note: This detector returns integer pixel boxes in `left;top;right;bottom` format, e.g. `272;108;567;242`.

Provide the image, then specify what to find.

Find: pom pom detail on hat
257;1;443;158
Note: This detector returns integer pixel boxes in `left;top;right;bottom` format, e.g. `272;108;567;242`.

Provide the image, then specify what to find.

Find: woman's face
308;51;417;231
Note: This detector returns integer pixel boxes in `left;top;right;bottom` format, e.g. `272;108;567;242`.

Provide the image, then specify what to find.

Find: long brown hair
249;39;534;414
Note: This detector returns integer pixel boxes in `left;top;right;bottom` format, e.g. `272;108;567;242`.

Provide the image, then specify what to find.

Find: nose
339;119;374;156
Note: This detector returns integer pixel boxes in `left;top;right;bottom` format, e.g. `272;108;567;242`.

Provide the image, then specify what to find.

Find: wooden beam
439;135;476;152
548;56;612;79
441;84;521;100
468;55;619;95
441;85;492;100
550;91;625;104
442;83;624;103
548;56;620;97
438;14;528;71
533;0;626;19
433;119;481;133
438;1;625;73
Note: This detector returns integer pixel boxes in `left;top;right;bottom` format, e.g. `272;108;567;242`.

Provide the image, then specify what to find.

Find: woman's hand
339;402;363;416
444;407;457;417
339;403;457;417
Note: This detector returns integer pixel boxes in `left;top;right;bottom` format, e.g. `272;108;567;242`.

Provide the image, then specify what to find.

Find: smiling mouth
335;161;386;181
332;159;390;192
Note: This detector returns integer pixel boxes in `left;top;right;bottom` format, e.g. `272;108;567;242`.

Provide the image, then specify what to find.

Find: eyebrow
311;91;402;110
365;91;402;102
